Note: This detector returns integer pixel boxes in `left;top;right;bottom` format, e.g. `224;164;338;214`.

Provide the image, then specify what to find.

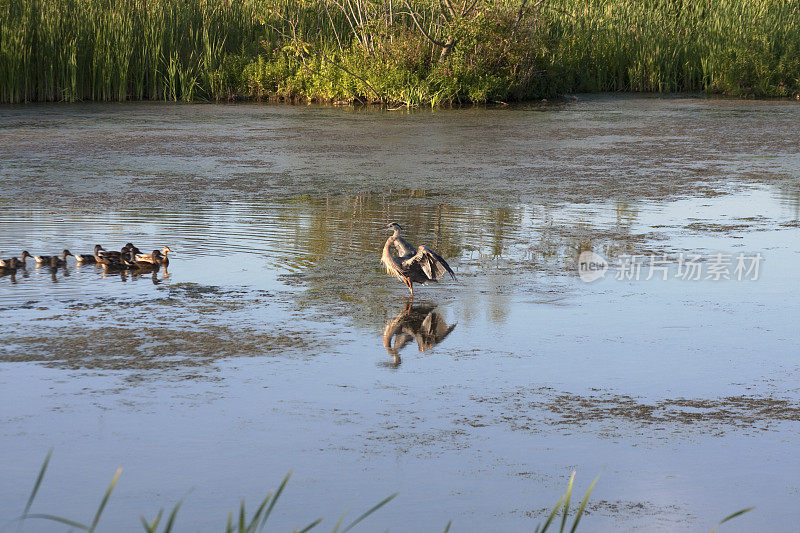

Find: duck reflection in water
133;265;170;285
48;258;69;282
101;263;169;284
382;300;457;366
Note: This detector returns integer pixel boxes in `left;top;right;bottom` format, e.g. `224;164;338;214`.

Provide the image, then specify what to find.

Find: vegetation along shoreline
2;0;800;106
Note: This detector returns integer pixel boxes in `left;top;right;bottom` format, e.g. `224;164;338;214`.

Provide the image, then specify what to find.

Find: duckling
75;245;105;263
94;247;124;267
0;257;22;270
18;250;32;267
49;254;70;268
132;250;161;269
35;249;73;264
0;262;18;280
100;258;126;271
102;248;140;271
135;246;174;264
158;247;174;265
121;249;140;269
100;243;141;260
0;251;32;268
98;244;127;259
100;261;121;272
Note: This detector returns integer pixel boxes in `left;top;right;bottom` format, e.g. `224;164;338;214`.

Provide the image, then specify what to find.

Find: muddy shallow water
1;97;799;531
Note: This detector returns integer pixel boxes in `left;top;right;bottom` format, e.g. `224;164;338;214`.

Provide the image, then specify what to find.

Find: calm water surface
1;97;799;531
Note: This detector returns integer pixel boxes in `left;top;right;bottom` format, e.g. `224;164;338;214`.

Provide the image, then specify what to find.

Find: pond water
0;96;798;532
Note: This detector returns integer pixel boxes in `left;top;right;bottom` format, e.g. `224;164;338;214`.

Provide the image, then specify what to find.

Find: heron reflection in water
382;300;457;366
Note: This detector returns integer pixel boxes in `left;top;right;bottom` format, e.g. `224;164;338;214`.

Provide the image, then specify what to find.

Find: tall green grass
1;0;798;104
11;452;752;531
543;0;800;96
0;0;264;103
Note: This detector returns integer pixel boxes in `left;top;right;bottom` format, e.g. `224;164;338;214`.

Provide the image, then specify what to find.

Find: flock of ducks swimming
0;243;174;272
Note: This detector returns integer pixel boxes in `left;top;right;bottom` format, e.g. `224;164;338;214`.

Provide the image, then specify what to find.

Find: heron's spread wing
417;312;457;351
392;236;416;259
393;332;415;351
402;246;457;281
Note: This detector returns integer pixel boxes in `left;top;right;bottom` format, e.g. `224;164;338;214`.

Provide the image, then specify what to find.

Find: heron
380;222;456;297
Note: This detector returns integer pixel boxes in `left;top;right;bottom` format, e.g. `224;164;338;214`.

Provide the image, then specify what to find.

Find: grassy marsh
1;0;799;104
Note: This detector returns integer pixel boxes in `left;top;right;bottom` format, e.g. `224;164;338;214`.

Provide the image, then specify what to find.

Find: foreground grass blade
535;471;599;533
339;493;397;533
141;499;182;533
569;476;598;533
560;472;575;532
89;468;122;533
535;493;566;533
22;449;53;521
295;517;323;532
15;455;752;533
24;513;89;530
22;464;122;532
162;500;183;533
710;507;755;533
257;472;292;530
141;509;163;532
331;510;347;533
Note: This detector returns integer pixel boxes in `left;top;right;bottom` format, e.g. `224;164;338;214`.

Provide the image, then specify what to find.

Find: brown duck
75;245;106;263
1;251;31;268
35;249;73;265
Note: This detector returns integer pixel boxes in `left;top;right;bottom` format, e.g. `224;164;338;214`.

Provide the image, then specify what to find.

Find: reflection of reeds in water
0;190;650;331
269;192;643;274
256;191;651;326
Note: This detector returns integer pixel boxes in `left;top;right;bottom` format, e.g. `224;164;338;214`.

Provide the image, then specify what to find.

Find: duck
99;243;140;259
0;257;22;270
0;251;32;268
75;245;105;263
132;250;161;269
18;251;32;267
135;247;173;265
94;246;124;267
100;261;124;272
100;248;142;271
49;253;71;267
121;249;140;269
35;249;73;265
0;250;33;268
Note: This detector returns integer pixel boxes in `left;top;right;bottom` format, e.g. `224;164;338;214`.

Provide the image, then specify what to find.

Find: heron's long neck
383;235;396;256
